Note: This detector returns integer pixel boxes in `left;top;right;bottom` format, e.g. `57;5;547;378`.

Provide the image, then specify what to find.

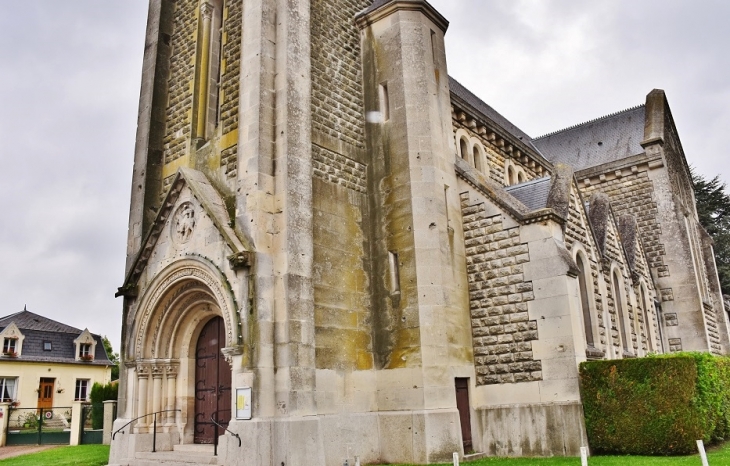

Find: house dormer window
0;322;24;357
74;329;97;362
79;344;93;361
3;337;17;355
43;341;52;351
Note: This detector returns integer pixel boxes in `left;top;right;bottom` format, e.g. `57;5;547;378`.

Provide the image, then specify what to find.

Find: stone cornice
575;152;663;184
455;157;565;227
450;96;551;176
355;0;449;32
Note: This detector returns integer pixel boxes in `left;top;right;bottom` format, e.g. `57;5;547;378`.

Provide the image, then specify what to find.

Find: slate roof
0;310;111;366
360;0;391;15
505;177;552;211
532;105;646;172
449;77;534;145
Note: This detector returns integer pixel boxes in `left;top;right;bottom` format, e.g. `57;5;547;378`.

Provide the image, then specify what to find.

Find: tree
692;170;730;296
102;336;120;381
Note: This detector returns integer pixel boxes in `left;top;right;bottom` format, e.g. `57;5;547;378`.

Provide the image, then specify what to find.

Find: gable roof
0;309;111;365
505;177;551;211
449;77;534;145
532;105;646;172
119;168;254;295
0;310;81;334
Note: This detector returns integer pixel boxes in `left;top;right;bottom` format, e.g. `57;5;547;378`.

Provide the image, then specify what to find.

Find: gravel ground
0;445;59;460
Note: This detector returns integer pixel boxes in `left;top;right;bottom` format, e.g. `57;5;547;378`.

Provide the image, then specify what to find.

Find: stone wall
313;178;372;371
163;0;197;167
580;167;667;276
451;117;545;186
563;184;607;348
311;0;368;151
312;145;367;193
219;0;242;178
460;191;541;385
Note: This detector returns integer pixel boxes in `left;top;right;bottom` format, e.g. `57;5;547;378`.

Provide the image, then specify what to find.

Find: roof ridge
533;104;645;140
504;175;551;191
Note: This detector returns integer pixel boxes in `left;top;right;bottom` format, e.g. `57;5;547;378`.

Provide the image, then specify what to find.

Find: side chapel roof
532;105;646;172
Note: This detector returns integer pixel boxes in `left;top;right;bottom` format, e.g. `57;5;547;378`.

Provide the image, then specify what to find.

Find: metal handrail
211;411;241;456
112;409;181;452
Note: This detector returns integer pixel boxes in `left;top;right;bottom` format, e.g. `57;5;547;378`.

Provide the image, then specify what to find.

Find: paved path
0;445;59;460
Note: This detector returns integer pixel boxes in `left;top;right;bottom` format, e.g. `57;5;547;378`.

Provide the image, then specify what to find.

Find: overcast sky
1;1;728;351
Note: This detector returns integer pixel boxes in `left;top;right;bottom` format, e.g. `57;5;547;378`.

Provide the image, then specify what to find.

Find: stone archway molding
132;256;241;361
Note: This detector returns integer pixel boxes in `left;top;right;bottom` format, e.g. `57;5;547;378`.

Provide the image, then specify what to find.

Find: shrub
88;382;118;429
579;352;730;455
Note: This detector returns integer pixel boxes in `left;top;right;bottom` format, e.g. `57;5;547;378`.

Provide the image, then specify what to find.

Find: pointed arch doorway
194;316;232;444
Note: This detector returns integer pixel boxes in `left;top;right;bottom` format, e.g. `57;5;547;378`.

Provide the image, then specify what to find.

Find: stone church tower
109;1;729;465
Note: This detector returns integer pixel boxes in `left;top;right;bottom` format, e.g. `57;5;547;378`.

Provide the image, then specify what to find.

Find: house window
79;344;92;358
0;378;16;402
75;379;89;401
2;338;16;355
43;341;52;351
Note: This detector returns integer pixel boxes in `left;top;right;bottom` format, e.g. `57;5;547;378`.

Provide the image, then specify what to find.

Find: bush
579;352;730;455
88;381;118;429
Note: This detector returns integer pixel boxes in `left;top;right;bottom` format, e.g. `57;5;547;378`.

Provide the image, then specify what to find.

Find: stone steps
132;444;220;466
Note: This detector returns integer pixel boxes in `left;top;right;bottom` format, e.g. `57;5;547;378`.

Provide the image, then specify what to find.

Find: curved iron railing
210;411;241;456
112;409;181;452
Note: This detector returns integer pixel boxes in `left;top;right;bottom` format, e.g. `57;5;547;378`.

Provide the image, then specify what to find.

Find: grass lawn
373;441;730;465
0;445;110;466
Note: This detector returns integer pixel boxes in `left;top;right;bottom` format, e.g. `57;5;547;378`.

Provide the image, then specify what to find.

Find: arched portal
128;259;240;441
194;316;231;443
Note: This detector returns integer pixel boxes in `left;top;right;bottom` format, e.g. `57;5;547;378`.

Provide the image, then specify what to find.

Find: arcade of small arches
571;244;659;360
455;129;528;186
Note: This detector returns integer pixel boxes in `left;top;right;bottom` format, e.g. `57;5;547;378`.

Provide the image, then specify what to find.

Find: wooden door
455;378;472;451
194;317;231;444
37;378;54;411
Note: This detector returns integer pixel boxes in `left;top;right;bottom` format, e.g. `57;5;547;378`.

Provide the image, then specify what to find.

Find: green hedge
579;352;730;455
89;382;118;430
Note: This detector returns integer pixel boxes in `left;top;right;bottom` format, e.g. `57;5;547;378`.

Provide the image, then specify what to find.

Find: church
108;0;729;464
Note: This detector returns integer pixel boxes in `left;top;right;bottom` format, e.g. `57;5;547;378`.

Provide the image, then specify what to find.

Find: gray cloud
1;1;727;352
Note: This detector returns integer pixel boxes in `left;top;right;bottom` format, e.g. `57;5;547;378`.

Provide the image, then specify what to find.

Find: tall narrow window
507;164;516;185
473;146;481;172
0;378;16;402
75;379;89;401
613;271;630;354
460;138;469;161
194;1;224;141
388;251;400;294
640;285;653;352
576;255;594;347
444;185;450;228
379;83;390;122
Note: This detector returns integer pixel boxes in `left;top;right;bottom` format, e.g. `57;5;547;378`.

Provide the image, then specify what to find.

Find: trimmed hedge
579;352;730;455
89;381;118;429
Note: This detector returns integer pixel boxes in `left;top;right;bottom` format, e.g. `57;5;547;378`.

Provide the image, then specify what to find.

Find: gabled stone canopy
118;167;254;297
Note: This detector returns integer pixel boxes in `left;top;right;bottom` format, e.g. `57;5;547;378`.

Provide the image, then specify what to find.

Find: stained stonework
451;116;546;187
460;192;541;386
220;1;241;136
311;0;368;151
581;167;667;276
163;0;197;166
668;338;683;352
704;302;723;355
563;184;607;346
312;144;367;193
